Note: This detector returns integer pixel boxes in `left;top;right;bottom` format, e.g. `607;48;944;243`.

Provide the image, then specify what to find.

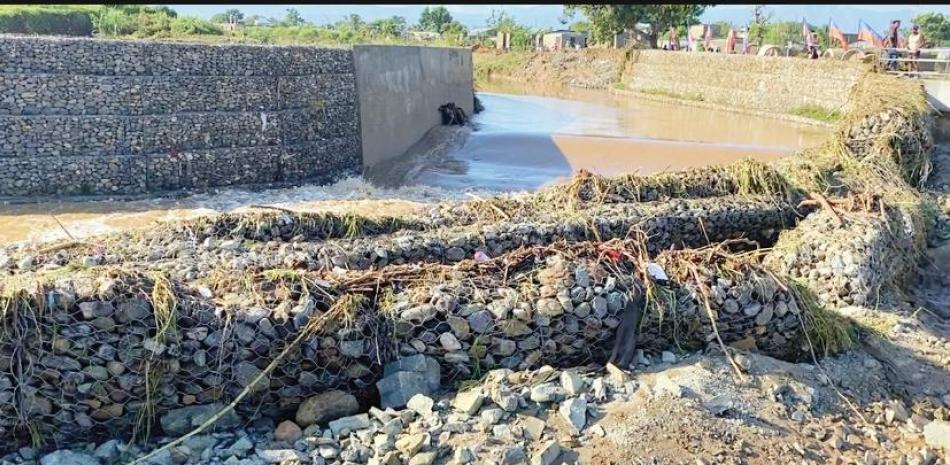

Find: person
908;24;925;73
884;20;902;71
809;32;820;59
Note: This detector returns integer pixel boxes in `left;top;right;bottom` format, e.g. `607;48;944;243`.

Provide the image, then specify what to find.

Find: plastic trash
646;262;668;281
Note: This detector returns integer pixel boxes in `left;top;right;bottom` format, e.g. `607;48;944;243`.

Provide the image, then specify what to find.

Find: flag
857;20;883;47
803;18;814;47
829;20;849;50
704;24;712;50
687;23;695;51
726;25;737;53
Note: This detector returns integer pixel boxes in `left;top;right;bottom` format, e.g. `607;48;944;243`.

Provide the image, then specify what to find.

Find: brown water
407;81;828;191
0;83;829;245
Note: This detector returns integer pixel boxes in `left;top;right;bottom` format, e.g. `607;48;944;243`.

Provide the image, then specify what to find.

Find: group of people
883;20;926;72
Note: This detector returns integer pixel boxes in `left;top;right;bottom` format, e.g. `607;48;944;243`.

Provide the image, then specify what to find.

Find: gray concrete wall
353;45;473;168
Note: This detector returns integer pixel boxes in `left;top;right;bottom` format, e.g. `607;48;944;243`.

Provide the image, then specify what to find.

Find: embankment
0;51;936;453
0;37;472;198
475;48;866;122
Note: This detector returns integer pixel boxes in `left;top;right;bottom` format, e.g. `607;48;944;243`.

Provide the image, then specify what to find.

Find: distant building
612;23;652;48
688;23;721;43
541;30;588;51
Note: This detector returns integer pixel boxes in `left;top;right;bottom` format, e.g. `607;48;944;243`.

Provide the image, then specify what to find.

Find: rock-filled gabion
0;36;361;197
1;196;801;276
0;240;815;451
763;208;923;309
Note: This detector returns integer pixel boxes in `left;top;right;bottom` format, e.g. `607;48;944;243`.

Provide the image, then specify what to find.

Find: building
541;30;588;51
612;23;652;48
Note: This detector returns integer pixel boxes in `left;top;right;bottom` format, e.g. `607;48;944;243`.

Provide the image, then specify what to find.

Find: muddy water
0;84;829;245
410;81;829;191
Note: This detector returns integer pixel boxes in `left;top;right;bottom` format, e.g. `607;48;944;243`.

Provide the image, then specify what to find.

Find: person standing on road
908;24;925;73
884;20;902;71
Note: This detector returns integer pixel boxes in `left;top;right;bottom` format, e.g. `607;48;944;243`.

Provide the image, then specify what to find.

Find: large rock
377;355;442;408
40;450;101;465
295;390;360;427
328;413;371;436
160;403;242;436
923;420;950;452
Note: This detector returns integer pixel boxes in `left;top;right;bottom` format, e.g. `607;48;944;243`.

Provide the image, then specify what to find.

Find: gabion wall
0;37;362;197
0;246;808;450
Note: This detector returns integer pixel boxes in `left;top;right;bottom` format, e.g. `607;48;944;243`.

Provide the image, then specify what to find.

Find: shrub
0;5;96;36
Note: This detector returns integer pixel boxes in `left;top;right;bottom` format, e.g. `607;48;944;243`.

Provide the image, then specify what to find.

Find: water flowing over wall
0;37;474;198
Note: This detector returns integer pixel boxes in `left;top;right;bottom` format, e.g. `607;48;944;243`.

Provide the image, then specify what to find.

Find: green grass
639;87;705;102
473;51;531;84
788;104;844;123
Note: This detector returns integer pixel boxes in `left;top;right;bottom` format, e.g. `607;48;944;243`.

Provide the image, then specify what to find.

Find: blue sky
164;4;950;32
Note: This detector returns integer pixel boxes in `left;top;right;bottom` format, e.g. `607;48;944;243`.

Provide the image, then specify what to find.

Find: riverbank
0;52;947;465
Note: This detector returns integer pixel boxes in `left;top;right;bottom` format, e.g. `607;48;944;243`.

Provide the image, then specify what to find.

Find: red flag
829;21;849;50
858;20;884;47
726;26;737;53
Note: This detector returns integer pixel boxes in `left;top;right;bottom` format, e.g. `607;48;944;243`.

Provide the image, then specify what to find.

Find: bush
0;5;96;36
170;17;223;36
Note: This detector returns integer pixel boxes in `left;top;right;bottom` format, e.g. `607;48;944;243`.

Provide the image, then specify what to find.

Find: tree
562;4;711;47
913;12;950;46
282;8;306;27
210;9;244;25
369;16;407;38
570;20;590;34
419;5;453;34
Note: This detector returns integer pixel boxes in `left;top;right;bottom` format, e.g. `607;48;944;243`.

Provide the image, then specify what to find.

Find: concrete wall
353;45;473;168
625;50;867;113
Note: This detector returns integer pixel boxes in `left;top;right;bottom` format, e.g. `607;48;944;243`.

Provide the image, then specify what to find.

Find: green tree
210;9;244;25
570;20;590;34
282;8;306;27
369;15;407;38
913;12;950;46
562;4;711;47
419;5;453;34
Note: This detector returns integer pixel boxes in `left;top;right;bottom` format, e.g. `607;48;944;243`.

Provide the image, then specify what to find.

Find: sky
164;4;950;33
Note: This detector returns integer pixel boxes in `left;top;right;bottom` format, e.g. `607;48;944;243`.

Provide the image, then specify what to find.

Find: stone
274;420;302;442
256;449;307;463
328;413;371;436
536;298;563;317
233;362;267;393
530;441;561;465
467;310;495;333
743;303;762;317
453;447;476;464
396;433;429;456
661;351;677;363
453;389;485;416
755;303;774;326
161;403;242;436
79;301;115;319
560;370;584;396
378;371;430;409
923;420;950;451
40;450;101;465
482;408;505;424
521;415;545;440
407;394;434;416
409;452;438;465
296;390;361;427
559;397;587;433
440;332;463;351
93;440;121;463
502;446;527;464
530;383;564;403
